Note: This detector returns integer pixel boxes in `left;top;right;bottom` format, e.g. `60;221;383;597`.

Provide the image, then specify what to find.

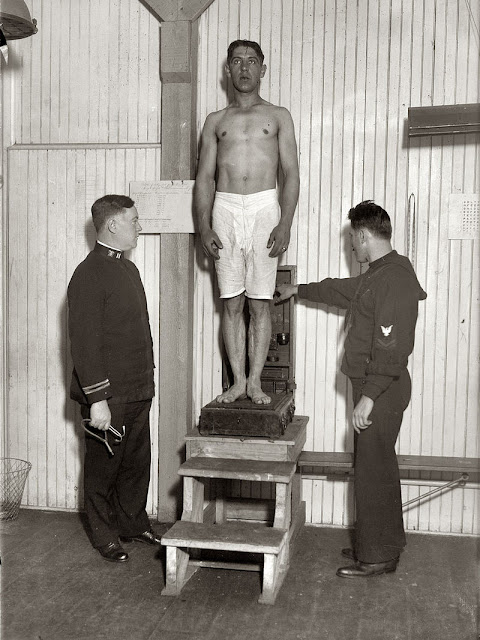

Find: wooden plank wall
0;63;5;460
2;0;479;535
194;0;479;534
7;146;162;512
3;0;163;514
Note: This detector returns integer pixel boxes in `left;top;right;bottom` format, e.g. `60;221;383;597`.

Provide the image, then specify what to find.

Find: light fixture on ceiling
0;0;37;40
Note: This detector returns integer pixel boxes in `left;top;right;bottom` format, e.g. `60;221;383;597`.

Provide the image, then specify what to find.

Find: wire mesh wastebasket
0;458;32;520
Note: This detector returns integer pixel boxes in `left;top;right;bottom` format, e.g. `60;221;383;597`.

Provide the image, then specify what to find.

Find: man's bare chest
216;112;279;144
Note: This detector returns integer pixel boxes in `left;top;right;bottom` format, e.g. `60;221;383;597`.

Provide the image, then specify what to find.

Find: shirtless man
195;40;299;405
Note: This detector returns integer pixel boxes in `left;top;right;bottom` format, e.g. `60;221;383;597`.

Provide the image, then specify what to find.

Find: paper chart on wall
129;181;195;233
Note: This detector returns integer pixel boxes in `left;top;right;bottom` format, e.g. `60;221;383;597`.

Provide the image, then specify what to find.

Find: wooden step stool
161;417;308;605
161;520;288;605
184;416;308;537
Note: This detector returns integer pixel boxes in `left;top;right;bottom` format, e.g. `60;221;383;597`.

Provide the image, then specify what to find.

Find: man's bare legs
247;298;272;405
216;294;247;403
216;295;272;405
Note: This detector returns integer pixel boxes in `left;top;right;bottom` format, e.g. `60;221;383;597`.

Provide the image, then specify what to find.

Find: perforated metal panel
448;195;480;240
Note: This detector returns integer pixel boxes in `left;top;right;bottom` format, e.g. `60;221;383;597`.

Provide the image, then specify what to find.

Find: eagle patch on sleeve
376;324;396;349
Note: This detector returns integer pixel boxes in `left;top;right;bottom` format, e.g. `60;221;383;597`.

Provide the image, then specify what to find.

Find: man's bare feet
247;381;272;405
216;381;247;403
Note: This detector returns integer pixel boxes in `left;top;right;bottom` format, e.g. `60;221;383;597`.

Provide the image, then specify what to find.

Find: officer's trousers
81;400;152;548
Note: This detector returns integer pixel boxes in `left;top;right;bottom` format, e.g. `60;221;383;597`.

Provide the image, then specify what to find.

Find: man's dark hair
91;195;135;232
227;40;264;64
348;200;392;240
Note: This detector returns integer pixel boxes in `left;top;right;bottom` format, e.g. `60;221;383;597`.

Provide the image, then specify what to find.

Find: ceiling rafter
140;0;215;22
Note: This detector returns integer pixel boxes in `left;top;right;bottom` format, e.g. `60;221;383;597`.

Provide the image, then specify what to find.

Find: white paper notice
129;181;195;233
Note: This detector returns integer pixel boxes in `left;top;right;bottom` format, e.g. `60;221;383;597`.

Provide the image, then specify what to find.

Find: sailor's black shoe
336;557;398;578
97;541;129;563
121;529;162;545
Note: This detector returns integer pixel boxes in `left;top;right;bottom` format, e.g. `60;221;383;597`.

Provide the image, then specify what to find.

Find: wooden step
161;520;287;554
178;457;296;483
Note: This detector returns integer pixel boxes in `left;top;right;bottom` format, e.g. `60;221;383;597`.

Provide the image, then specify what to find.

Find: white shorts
212;189;280;299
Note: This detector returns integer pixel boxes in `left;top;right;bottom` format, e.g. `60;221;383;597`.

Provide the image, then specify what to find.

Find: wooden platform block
185;415;308;462
179;457;296;483
161;520;289;604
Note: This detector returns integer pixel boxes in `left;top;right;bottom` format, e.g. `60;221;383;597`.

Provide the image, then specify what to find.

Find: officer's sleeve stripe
82;379;110;394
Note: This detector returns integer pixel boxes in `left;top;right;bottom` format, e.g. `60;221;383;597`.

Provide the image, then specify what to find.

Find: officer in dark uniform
68;194;160;562
275;201;427;578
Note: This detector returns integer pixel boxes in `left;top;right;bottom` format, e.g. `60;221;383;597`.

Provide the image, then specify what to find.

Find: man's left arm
268;108;300;257
363;271;419;401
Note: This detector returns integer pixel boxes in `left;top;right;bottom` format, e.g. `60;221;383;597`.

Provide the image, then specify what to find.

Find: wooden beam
156;7;201;522
141;0;216;22
160;21;191;83
157;233;194;522
137;0;215;522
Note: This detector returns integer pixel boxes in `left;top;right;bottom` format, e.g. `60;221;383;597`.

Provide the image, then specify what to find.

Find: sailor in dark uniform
68;194;160;562
276;201;427;577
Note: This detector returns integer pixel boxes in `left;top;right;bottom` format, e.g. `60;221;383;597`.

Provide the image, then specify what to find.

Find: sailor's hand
274;284;298;304
352;395;374;433
267;223;290;258
89;400;111;431
201;228;223;260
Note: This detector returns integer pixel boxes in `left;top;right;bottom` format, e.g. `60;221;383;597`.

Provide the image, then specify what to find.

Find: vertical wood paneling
7;145;162;513
0;38;5;459
196;0;479;533
3;0;478;533
10;0;161;145
4;0;162;514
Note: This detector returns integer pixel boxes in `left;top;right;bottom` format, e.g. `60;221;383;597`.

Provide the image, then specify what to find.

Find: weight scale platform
199;392;295;438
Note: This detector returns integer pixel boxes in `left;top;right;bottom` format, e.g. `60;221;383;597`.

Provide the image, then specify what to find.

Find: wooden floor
1;509;478;640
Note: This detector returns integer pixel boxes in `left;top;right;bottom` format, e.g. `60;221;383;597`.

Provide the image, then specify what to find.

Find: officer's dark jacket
67;243;155;405
298;250;427;400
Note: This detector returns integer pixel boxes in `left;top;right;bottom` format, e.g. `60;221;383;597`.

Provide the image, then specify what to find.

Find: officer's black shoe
336;557;398;578
121;529;162;545
97;541;129;563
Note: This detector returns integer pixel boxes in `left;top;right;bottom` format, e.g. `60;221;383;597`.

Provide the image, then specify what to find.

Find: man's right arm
195;113;223;259
68;265;112;430
297;278;360;308
276;277;360;308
